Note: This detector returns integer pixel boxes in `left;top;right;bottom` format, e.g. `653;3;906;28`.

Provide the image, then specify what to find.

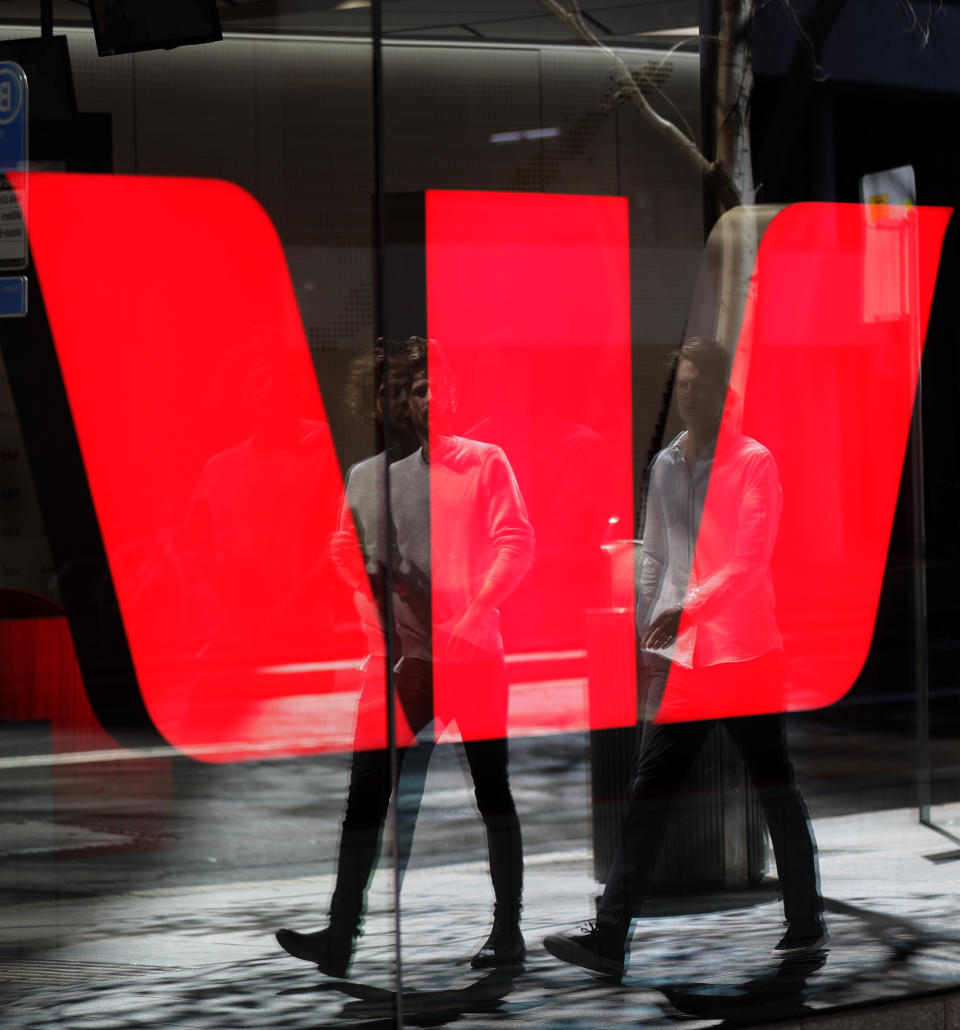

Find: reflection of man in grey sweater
388;353;534;967
277;341;534;975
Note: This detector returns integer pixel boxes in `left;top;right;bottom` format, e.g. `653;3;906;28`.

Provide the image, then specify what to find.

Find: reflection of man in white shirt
638;354;784;719
544;338;825;980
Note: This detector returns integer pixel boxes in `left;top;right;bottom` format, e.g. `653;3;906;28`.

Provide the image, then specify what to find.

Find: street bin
586;607;768;892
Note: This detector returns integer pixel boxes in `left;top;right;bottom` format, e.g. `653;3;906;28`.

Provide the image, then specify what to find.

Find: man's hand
439;605;489;665
329;529;362;588
642;606;682;649
329;529;353;567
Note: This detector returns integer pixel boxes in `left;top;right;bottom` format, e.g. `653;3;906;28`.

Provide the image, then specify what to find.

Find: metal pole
909;212;932;826
369;1;405;1021
913;383;932;824
40;0;53;38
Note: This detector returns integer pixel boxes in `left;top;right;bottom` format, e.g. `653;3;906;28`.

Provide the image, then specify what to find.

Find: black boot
275;923;358;977
472;819;525;968
471;904;526;968
276;824;378;977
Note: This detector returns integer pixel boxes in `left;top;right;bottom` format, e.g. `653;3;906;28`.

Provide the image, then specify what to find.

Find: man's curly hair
405;337;458;417
344;337;428;425
345;336;458;427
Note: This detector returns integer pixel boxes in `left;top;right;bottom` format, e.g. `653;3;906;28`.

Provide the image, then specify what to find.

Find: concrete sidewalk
2;805;960;1028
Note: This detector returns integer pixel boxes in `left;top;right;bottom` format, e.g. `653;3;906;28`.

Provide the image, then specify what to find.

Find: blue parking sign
0;60;27;271
0;275;27;316
0;61;27;171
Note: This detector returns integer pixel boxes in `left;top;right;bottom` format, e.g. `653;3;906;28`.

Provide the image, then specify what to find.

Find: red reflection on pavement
657;203;952;721
0;593;172;853
424;190;636;739
16;173;373;761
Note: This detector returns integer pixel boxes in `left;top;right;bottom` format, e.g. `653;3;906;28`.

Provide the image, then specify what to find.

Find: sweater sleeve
480;446;536;604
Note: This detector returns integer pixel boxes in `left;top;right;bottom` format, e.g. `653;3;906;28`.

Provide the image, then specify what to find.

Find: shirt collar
666;430;718;469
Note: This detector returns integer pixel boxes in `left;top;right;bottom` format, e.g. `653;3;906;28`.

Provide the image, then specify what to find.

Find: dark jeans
598;660;823;935
330;656;522;928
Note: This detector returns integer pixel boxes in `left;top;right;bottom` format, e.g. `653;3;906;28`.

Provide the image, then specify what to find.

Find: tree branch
537;0;743;208
897;0;943;45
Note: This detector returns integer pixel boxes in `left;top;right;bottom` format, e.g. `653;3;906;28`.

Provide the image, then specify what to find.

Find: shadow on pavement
278;966;527;1027
658;948;829;1024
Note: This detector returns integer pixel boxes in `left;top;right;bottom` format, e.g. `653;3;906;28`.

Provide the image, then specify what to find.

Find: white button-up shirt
637;429;783;668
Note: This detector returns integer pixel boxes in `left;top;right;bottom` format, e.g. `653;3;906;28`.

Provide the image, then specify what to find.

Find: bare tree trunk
716;0;755;206
710;0;757;351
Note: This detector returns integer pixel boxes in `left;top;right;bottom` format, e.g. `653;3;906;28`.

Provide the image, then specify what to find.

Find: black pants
330;657;523;928
598;662;822;934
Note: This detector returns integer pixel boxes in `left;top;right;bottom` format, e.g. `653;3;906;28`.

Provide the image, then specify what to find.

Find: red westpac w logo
12;174;952;756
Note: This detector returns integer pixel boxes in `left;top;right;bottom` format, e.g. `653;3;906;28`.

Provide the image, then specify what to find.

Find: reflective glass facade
3;3;960;1027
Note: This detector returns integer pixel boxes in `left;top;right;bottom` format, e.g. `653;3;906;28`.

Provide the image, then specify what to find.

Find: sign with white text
0;61;27;271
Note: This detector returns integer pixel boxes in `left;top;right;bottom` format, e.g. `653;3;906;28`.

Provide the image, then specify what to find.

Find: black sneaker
770;920;829;957
542;922;626;979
